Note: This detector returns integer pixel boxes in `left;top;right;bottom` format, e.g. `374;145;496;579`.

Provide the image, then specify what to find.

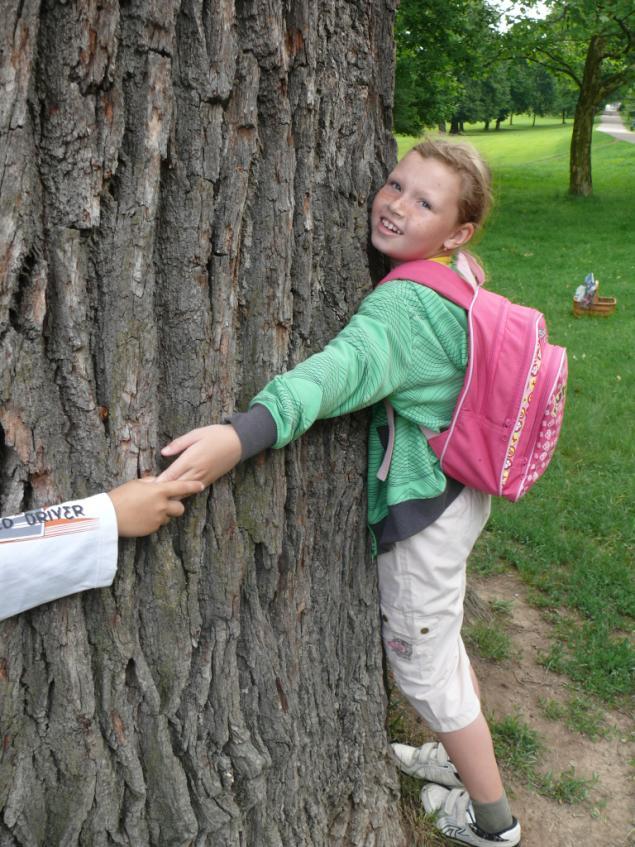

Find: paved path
596;106;635;144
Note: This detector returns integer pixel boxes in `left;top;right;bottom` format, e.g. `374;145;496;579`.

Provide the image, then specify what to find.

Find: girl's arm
158;283;415;485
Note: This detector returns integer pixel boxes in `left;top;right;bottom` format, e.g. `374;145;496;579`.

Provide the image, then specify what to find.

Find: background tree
450;70;511;132
508;59;536;124
509;0;635;194
394;0;498;133
617;83;635;125
530;66;558;123
479;73;511;130
508;61;558;125
553;75;580;122
0;1;406;845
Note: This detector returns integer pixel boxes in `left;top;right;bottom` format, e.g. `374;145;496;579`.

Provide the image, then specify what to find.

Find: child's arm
158;282;425;487
108;477;204;536
0;478;203;621
158;283;416;486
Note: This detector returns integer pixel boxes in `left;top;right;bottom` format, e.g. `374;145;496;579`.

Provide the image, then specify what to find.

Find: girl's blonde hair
411;137;493;230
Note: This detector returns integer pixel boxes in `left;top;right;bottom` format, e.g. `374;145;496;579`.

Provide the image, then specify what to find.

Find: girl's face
371;152;475;266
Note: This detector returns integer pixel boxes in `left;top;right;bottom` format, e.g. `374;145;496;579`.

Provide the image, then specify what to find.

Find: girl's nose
387;196;405;216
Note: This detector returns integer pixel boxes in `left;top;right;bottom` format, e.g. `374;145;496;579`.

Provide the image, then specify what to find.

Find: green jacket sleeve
249;283;415;448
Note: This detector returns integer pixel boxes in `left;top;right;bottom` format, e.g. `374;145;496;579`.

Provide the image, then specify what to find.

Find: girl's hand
108;478;204;537
157;424;242;488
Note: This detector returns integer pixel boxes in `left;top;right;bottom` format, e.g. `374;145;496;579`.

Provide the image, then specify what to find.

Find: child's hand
108;478;204;537
157;424;242;488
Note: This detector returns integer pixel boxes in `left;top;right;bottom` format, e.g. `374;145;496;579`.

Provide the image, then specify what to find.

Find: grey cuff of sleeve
227;404;278;461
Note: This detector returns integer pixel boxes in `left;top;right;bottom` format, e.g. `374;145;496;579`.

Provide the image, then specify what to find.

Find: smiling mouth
380;217;402;235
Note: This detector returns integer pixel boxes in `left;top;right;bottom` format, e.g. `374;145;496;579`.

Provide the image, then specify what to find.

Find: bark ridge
0;1;404;845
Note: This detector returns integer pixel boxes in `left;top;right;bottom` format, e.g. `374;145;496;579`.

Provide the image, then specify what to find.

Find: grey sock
472;792;513;834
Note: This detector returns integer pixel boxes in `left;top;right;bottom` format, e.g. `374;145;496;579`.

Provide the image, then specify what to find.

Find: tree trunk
569;35;604;196
449;116;461;134
0;2;405;846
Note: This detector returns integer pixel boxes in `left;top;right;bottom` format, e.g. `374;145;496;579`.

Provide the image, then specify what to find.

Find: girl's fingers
156;458;192;482
161;429;203;456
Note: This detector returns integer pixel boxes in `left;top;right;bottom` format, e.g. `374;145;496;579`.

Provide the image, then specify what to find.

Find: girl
158;138;521;847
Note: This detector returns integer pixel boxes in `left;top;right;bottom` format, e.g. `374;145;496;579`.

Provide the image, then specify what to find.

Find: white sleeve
0;493;119;621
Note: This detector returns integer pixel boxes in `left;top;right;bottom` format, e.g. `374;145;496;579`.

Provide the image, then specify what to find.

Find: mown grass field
398;117;635;705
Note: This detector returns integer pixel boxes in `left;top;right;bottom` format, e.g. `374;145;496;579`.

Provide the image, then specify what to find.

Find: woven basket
572;293;617;317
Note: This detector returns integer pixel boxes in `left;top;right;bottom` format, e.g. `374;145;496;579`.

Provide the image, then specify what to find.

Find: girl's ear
443;222;475;251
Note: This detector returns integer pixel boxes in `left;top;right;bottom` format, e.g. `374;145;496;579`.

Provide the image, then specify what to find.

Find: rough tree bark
0;1;405;845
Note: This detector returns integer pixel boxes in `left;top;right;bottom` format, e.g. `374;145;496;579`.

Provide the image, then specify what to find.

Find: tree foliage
394;0;498;133
508;60;560;122
451;71;511;132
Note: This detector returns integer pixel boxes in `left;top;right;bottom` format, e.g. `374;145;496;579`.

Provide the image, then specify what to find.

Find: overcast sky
491;0;550;30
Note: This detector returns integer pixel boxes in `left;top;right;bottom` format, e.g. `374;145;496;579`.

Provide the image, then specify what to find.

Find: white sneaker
421;784;522;846
391;741;463;787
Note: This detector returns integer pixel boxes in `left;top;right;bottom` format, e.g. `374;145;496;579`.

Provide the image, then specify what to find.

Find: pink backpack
376;253;568;502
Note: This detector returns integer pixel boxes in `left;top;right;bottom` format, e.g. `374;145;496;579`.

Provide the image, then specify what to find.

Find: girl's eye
418;199;431;210
388;180;401;191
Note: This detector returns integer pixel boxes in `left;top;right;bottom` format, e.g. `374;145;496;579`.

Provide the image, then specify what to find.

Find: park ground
390;113;634;847
470;570;632;847
390;568;633;847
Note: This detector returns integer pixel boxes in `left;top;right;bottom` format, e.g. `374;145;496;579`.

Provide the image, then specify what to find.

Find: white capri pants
377;487;491;733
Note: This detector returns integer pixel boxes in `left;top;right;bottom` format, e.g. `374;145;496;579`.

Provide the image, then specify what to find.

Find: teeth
381;217;401;234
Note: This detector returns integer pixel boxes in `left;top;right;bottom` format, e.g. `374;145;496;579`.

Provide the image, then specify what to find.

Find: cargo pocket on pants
381;605;438;674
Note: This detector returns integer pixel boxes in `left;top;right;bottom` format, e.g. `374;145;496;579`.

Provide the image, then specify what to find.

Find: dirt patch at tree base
469;571;633;847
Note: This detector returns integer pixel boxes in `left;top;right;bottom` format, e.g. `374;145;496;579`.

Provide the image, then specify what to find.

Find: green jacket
250;277;468;551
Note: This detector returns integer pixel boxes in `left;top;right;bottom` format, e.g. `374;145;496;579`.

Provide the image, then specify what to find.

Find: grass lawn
397;118;635;705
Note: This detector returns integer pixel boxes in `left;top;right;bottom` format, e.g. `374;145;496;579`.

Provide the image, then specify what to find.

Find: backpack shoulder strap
455;251;485;287
377;253;482;311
